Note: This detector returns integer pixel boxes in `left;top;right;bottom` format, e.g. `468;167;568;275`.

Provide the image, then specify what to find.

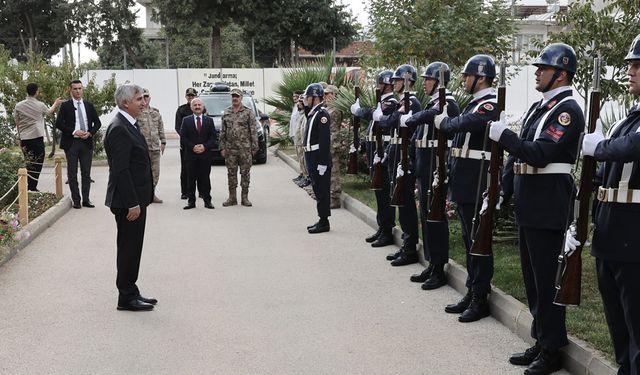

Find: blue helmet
533;43;577;74
304;83;324;98
392;64;417;82
377;70;394;85
421;62;451;86
625;34;640;61
462;55;496;78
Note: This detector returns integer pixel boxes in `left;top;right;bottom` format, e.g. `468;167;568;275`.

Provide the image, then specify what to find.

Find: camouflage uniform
327;106;343;207
294;108;308;177
138;106;166;188
219;105;258;205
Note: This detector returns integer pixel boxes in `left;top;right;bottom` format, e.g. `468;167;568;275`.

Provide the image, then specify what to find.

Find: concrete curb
274;148;616;375
0;196;72;269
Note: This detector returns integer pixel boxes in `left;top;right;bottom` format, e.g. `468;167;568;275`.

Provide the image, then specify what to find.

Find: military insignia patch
546;99;557;109
482;103;494;112
558;112;571;126
320;116;328;124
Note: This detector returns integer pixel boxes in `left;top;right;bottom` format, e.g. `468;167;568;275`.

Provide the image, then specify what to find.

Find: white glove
381;152;388;164
349;144;357;154
318;164;327;176
400;111;413;127
434;104;448;129
372;103;383;122
489;111;507;142
350;98;361;115
396;164;404;178
432;171;440;189
373;154;381;164
582;118;605;157
564;228;581;257
479;195;504;215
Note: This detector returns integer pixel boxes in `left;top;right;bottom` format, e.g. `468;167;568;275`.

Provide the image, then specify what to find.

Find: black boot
524;348;562;375
386;248;403;261
509;343;541;366
390;250;419;266
307;221;320;230
371;232;394;247
421;264;446;290
445;290;472;314
458;292;490;322
365;228;382;243
308;218;330;234
410;264;433;283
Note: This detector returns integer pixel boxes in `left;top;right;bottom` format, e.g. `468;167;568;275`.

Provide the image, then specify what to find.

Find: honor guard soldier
175;88;197;199
489;43;582;374
404;62;460;289
570;34;640;375
351;70;397;248
434;54;499;322
303;83;332;234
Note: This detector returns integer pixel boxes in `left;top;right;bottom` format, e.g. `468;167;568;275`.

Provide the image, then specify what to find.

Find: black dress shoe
524;349;562;375
386;248;403;261
365;229;382;243
82;201;95;208
390;250;419;266
308;221;330;234
459;293;490;322
138;295;158;305
445;291;473;313
371;233;394;247
117;299;154;311
72;202;81;209
421;266;447;290
204;202;215;209
181;194;188;200
183;203;196;210
307;221;319;230
411;264;434;283
510;343;541;366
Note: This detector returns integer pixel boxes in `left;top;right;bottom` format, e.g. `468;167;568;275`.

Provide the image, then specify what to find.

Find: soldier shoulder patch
557;112;571;126
542;124;566;143
320;116;329;124
482;103;495;112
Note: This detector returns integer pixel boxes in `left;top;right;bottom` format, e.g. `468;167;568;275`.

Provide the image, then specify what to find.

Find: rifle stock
554;57;601;306
347;83;361;174
370;88;384;190
427;69;449;222
390;74;412;207
469;62;506;257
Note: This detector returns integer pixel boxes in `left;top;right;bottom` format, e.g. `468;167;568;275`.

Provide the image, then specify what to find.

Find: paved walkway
0;140;570;375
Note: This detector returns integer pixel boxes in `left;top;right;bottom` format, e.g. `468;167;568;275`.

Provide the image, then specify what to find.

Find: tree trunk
211;25;222;68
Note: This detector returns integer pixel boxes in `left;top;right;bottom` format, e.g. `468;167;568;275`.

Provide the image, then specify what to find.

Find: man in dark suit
104;84;156;312
55;80;102;208
180;97;217;209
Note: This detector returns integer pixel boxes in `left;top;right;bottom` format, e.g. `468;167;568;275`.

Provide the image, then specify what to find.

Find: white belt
451;147;490;160
304;144;319;152
513;162;573;175
415;139;452;149
390;137;402;145
367;135;391;142
597;186;640;204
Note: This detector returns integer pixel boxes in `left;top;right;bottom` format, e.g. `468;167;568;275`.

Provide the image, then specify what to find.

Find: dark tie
133;121;140;132
77;101;87;131
196;116;202;134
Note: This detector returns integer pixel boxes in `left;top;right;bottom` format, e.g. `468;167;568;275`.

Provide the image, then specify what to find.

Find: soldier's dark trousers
21;137;45;191
307;162;331;219
396;173;418;250
65;139;93;204
596;258;640;375
418;178;449;265
373;164;395;233
456;202;493;295
186;156;212;204
519;226;568;350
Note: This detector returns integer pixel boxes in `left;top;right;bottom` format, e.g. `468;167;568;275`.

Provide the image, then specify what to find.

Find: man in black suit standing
55;80;102;208
104;84;156;312
180;97;217;210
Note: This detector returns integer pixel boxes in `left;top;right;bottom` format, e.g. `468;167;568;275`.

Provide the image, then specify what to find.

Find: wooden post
54;157;63;199
17;168;28;226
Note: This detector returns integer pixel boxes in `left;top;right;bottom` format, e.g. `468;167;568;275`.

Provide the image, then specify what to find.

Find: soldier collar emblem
557;112;571;126
546;99;557;109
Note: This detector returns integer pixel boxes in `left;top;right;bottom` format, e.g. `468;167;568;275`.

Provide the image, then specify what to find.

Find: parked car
199;84;269;164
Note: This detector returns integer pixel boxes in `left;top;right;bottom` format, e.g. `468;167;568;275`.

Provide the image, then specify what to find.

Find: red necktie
196;116;202;134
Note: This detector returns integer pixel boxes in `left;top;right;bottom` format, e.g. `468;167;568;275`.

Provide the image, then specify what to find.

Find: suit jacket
104;113;153;209
180;115;217;161
55;99;101;150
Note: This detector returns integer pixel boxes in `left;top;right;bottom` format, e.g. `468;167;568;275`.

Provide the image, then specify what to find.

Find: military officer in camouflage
139;89;166;203
219;88;259;207
324;85;343;209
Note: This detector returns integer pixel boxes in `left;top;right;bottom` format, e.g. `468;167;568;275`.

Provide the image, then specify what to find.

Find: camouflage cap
185;87;197;96
324;85;338;94
230;88;243;96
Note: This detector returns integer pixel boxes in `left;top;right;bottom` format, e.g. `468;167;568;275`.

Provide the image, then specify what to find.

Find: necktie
133;121;140;132
196;116;202;134
77;101;86;131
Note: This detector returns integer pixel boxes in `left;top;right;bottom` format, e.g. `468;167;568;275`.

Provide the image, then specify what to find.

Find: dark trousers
306;160;331;219
64;139;93;204
111;206;147;302
596;258;640;375
186;156;212;204
373;163;395;233
519;226;568;350
179;144;188;195
456;202;493;294
397;173;418;250
20;137;45;191
418;178;449;265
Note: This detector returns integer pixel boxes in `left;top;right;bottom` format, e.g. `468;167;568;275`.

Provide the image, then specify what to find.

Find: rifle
347;77;361;175
469;61;507;257
427;68;449;222
554;57;601;306
390;72;412;207
370;88;384;190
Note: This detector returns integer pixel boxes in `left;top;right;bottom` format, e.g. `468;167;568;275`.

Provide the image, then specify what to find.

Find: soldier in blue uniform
489;43;582;375
432;54;499;322
404;62;460;289
375;64;422;266
303;83;332;234
351;70;397;247
571;34;640;375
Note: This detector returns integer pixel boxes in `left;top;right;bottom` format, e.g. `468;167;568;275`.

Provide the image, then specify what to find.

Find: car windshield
200;95;255;117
